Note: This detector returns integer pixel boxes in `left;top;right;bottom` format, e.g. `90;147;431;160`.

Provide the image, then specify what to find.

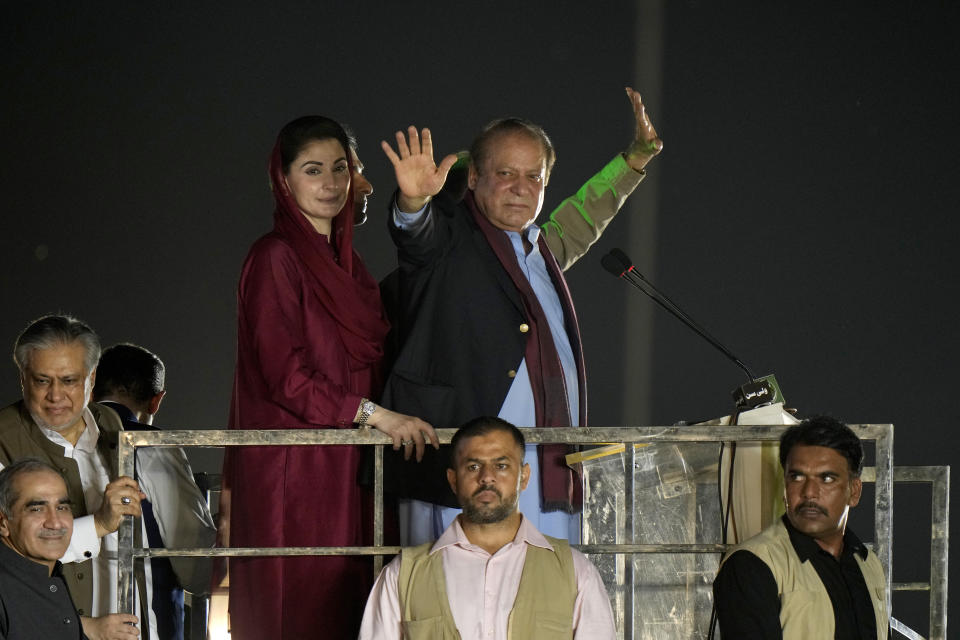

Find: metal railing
113;423;946;639
872;465;949;639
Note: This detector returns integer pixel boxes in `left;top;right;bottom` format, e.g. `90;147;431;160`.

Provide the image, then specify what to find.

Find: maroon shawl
267;142;389;366
465;191;585;513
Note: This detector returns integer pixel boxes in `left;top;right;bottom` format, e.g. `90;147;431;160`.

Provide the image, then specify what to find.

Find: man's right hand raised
93;476;145;538
381;126;458;213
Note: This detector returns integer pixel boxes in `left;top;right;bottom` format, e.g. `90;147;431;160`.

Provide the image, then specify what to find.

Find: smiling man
0;459;86;639
379;88;663;546
359;416;615;639
713;416;889;639
0;315;145;639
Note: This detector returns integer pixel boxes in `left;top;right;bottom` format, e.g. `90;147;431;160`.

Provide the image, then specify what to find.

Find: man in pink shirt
359;416;616;639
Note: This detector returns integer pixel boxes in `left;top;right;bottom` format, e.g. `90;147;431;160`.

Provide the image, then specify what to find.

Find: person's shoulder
401;540;438;561
854;530;886;573
136;444;190;474
0;401;22;421
0;401;28;433
731;518;788;553
239;233;303;281
558;540;596;579
0;403;36;467
245;232;297;260
719;548;767;572
568;544;592;571
722;521;795;585
396;540;438;581
90;402;124;433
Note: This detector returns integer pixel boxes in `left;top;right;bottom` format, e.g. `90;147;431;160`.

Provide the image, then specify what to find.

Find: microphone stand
600;248;777;410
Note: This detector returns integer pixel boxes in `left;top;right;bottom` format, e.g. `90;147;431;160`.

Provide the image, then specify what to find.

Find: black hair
449;416;525;469
93;343;165;404
0;458;67;518
468;117;556;178
780;415;864;477
277;116;356;174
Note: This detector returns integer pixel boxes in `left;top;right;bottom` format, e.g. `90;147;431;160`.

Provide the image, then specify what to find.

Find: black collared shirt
0;543;88;640
713;515;879;640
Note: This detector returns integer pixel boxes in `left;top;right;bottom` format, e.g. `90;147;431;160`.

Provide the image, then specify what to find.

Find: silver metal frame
114;423;947;639
882;465;949;639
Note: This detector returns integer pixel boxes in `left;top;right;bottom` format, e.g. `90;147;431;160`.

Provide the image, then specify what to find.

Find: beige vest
723;519;888;639
397;535;578;640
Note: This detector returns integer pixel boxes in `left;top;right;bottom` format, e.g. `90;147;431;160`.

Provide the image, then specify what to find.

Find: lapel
89;403;123;479
463;204;527;317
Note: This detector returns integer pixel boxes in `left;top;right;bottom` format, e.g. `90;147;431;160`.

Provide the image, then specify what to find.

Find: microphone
604;248;721;353
602;248;777;409
600;252;630;278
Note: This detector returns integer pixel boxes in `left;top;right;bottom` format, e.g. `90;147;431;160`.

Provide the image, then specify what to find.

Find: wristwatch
357;399;377;429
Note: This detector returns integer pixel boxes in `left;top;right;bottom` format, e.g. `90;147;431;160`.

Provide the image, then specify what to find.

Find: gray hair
469;117;557;179
13;315;101;375
0;458;66;518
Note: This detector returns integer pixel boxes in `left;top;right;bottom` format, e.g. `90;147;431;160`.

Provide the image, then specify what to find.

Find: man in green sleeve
379;87;663;545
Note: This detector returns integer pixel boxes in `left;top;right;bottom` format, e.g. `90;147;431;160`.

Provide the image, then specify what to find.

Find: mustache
39;528;69;539
473;486;501;498
793;501;827;516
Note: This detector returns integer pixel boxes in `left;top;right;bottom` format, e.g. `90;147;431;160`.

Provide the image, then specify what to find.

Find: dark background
2;2;956;634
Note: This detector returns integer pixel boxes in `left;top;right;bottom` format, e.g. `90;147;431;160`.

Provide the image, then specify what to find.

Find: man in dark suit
379;88;663;544
0;458;95;639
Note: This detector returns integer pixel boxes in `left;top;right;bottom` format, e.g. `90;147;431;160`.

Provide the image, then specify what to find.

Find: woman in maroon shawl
223;116;436;639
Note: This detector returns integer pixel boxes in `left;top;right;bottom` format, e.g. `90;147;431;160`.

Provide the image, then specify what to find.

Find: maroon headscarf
267;140;389;366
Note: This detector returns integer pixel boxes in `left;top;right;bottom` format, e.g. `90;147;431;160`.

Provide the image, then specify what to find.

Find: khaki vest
723;519;888;639
397;535;577;640
0;401;149;628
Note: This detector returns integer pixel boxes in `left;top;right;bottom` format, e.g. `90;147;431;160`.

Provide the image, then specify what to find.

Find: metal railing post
928;465;949;640
117;432;137;617
623;442;635;640
374;444;384;576
873;423;895;613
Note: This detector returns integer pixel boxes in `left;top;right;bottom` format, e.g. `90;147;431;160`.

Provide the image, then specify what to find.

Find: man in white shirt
93;343;217;640
359;416;616;639
0;315;146;639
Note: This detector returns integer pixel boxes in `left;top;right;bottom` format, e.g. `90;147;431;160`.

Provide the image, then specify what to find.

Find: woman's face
284;138;351;235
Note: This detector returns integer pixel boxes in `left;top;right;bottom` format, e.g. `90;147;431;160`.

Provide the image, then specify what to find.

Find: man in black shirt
0;458;87;639
713;416;888;639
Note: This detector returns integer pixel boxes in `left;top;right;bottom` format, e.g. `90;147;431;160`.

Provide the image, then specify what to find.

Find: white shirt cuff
392;200;430;231
61;514;100;563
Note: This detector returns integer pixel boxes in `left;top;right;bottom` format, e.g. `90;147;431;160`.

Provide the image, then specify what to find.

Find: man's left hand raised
623;87;663;172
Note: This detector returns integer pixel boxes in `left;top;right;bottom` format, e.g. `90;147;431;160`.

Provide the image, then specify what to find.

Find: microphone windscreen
601;252;626;277
610;247;634;270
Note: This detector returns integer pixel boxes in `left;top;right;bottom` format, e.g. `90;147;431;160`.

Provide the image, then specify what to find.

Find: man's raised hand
381;126;459;212
624;87;663;172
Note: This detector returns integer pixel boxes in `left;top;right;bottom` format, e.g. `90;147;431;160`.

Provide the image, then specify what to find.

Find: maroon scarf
268;142;389;367
465;191;585;513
